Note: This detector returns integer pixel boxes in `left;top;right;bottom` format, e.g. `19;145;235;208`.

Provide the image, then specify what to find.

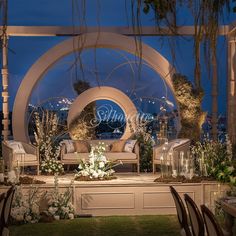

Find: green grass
10;215;180;236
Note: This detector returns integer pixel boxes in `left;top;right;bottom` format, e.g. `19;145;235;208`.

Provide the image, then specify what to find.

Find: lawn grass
10;215;180;236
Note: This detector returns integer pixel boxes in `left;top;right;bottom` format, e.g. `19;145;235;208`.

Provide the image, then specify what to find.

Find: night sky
1;0;236;116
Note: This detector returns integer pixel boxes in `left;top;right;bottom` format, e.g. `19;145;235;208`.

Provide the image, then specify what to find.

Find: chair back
2;186;15;227
200;205;224;236
184;194;204;236
170;186;191;236
0;193;6;233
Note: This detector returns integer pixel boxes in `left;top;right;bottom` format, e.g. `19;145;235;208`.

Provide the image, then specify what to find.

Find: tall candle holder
167;152;173;177
0;159;4;183
180;151;184;175
160;155;164;178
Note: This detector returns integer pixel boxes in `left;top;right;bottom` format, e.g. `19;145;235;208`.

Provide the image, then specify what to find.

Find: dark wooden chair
201;204;224;236
170;186;192;236
0;193;6;234
184;194;204;236
0;186;15;236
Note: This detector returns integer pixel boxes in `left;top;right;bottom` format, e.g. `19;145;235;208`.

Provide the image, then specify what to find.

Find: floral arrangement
34;110;60;161
11;186;42;224
128;119;155;172
45;175;74;220
40;158;64;175
75;142;120;180
191;135;236;185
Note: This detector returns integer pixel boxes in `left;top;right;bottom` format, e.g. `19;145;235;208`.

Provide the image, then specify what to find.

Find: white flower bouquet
11;186;41;224
41;158;64;175
75;142;122;181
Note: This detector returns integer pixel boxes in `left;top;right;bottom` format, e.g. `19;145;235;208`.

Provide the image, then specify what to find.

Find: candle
189;168;194;179
204;164;208;176
180;152;184;166
0;173;4;183
172;169;177;178
199;158;202;174
186;159;189;172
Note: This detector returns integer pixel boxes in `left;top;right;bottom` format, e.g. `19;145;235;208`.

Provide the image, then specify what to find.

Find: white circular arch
12;32;176;142
67;86;137;139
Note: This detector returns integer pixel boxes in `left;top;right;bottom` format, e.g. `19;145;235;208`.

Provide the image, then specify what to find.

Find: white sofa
152;139;191;173
60;139;140;173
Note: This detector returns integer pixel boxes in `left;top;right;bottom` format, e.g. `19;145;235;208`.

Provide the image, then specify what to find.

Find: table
220;201;236;236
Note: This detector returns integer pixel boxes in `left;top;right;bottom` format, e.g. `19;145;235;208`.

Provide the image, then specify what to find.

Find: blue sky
1;0;236;116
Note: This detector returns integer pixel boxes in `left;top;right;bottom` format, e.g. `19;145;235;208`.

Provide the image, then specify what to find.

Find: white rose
92;172;99;179
68;213;74;219
54;215;60;220
31;205;39;214
99;162;105;168
16;214;24;222
25;215;32;222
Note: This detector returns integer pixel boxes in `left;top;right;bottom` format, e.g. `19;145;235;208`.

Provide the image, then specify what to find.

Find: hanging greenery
142;0;231;89
70;80;96;140
172;73;206;142
128;119;155;172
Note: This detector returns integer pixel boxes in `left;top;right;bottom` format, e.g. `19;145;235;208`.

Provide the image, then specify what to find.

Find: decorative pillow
124;139;137;153
61;140;75;153
111;140;126;152
6;141;26;154
74;141;90;153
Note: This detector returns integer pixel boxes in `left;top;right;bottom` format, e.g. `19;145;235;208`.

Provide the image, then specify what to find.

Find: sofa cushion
61;140;75;153
106;152;137;161
74;141;90;153
124;139;137;153
6;141;26;154
62;152;88;160
111;140;126;152
62;152;137;161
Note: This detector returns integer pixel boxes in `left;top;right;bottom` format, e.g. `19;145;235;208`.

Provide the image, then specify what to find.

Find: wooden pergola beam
0;25;230;37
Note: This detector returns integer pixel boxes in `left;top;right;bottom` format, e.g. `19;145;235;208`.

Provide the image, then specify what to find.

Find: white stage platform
0;173;229;216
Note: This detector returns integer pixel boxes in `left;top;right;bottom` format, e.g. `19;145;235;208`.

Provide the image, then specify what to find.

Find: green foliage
172;73;206;142
129;120;154;172
71;80;96;140
191;136;236;185
143;0;176;20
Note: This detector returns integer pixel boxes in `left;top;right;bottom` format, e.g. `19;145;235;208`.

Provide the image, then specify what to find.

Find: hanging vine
141;0;231;90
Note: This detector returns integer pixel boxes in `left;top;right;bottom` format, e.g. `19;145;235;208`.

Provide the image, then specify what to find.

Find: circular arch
12;32;176;142
67;86;137;139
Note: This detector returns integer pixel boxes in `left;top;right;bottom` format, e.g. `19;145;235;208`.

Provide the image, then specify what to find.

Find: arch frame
67;86;137;139
12;31;176;142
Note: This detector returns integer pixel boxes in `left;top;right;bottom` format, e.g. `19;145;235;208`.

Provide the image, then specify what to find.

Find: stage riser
0;182;229;216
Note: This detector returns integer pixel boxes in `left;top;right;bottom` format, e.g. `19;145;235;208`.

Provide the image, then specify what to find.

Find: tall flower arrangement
34;110;64;174
34;110;60;161
45;175;75;220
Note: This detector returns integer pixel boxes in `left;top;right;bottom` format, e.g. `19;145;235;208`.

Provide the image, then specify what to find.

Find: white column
1;33;10;140
227;38;236;144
